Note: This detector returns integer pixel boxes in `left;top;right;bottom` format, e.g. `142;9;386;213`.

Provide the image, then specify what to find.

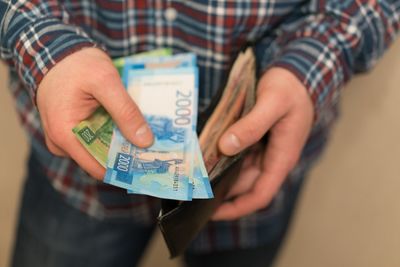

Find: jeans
11;153;303;267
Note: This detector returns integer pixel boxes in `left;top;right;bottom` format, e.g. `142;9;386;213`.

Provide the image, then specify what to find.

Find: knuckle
99;71;117;85
82;163;105;180
45;139;63;157
257;192;270;206
256;193;271;210
47;146;57;155
52;150;65;157
46;123;65;146
119;102;143;125
88;68;120;94
44;137;53;150
255;183;277;207
276;144;301;172
87;169;103;180
241;121;264;142
96;67;119;85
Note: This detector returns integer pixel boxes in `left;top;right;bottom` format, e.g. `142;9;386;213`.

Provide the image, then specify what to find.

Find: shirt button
165;7;177;22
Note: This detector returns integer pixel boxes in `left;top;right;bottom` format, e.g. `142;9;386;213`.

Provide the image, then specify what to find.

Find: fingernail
135;124;153;146
222;133;241;154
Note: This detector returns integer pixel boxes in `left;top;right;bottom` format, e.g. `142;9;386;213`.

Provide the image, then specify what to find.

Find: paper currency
124;53;196;71
122;53;213;199
73;48;258;201
74;50;214;200
73;49;172;167
191;133;214;198
125;134;213;199
104;67;198;200
199;48;256;173
113;48;172;76
72;107;113;167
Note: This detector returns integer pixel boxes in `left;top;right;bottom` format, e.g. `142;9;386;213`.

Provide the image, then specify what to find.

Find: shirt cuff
267;37;350;122
13;18;100;103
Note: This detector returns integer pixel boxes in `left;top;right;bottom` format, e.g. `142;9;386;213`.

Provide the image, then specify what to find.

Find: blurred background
1;40;400;267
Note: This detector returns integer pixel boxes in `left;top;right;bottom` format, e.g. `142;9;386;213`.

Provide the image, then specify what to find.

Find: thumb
218;89;287;156
92;73;153;148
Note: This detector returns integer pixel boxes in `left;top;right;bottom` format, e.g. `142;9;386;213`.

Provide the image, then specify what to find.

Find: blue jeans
11;153;302;267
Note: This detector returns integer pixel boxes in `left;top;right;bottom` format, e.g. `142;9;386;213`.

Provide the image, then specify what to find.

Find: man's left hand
213;67;314;221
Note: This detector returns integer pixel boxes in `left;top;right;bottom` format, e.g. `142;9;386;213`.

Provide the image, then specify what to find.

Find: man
1;1;399;266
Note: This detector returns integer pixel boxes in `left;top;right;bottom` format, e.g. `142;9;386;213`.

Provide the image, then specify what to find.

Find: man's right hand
36;48;153;179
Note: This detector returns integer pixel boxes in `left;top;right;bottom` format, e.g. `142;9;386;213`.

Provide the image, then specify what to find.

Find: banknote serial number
174;90;192;126
173;165;179;191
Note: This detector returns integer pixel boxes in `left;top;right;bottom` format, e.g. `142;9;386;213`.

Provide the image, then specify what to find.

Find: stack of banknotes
73;49;213;200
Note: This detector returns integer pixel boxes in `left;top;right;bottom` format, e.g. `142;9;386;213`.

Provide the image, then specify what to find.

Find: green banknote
73;107;113;167
73;48;172;166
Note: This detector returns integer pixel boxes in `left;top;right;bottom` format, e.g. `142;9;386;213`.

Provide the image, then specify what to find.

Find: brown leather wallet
157;47;259;258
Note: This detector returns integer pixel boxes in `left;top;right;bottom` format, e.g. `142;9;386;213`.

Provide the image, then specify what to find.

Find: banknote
191;133;213;198
122;53;196;88
122;53;215;199
74;51;214;200
104;67;198;200
127;134;212;199
126;139;212;198
72;107;113;167
73;49;172;166
124;53;196;70
199;48;256;173
113;48;172;76
124;53;213;198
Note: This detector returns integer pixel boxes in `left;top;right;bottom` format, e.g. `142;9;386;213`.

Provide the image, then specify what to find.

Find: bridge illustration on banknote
131;116;186;175
147;115;186;143
131;156;183;175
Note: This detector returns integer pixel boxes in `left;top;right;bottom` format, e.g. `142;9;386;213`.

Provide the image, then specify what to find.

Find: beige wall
275;40;400;267
0;63;28;266
1;40;400;267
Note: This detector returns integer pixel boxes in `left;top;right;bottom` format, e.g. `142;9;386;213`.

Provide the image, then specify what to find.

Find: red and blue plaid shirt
1;0;399;252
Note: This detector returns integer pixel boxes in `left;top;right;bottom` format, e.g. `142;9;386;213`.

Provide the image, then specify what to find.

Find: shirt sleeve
0;0;99;102
255;0;400;122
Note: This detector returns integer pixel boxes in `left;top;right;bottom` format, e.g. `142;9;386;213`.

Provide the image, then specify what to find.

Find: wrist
267;37;347;123
13;18;100;104
258;67;314;117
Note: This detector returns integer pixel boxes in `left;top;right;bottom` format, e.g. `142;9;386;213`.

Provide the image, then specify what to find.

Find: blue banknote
122;53;197;86
126;134;213;199
105;67;198;200
191;133;213;199
125;53;212;198
104;117;193;200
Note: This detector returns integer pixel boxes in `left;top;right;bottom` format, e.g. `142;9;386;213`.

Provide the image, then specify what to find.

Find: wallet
157;47;259;258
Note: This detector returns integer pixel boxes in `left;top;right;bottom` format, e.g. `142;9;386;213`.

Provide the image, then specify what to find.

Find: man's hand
37;48;153;179
213;67;314;220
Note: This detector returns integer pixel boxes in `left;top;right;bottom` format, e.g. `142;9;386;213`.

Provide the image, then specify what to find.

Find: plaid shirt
1;0;399;252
